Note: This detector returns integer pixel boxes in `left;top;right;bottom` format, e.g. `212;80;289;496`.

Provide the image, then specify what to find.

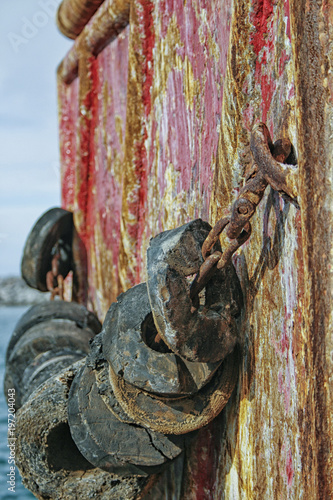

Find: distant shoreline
0;277;50;306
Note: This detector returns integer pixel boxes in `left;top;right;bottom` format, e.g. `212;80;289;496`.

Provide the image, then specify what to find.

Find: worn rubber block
103;283;221;396
15;360;152;499
21;207;73;291
5;300;101;363
4;319;93;408
68;364;184;476
109;347;240;435
147;219;243;363
94;357;138;424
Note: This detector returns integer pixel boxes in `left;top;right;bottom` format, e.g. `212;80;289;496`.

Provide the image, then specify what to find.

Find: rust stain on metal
290;0;333;496
58;76;79;209
195;128;291;310
120;0;234;289
250;123;298;202
118;0;150;289
56;0;333;497
58;24;129;315
203;0;310;499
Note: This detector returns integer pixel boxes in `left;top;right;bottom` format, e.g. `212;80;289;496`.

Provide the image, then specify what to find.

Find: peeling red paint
141;0;155;117
279;49;289;75
281;320;290;355
176;3;205;81
85;57;99;243
119;0;233;289
57;1;333;498
134;127;149;280
147;0;232;229
59;78;79;209
278;365;291;413
284;0;291;39
250;0;274;56
181;419;223;500
250;0;276;121
59;30;129;311
286;448;294;487
164;70;192;192
75;55;95;244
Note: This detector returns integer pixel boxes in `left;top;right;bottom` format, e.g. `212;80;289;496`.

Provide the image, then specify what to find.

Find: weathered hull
58;1;333;498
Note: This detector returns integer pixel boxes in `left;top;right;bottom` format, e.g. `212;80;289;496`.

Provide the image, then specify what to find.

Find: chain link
190;123;295;309
46;252;65;300
46;240;71;300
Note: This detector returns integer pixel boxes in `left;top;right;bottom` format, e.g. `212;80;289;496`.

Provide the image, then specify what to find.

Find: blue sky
0;1;72;276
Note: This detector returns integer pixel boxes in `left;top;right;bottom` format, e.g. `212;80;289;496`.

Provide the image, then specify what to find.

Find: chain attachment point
250;123;298;201
190;123;298;311
46;240;71;300
190;220;251;311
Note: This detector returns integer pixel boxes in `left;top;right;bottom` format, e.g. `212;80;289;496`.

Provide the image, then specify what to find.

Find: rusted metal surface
46;253;64;299
119;0;234;291
57;0;333;498
250;123;298;202
199;218;251;274
225;130;292;240
290;1;333;496
57;0;130;84
58;29;129;316
192;127;292;307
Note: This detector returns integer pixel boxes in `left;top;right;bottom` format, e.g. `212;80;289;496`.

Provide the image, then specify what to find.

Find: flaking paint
57;0;333;497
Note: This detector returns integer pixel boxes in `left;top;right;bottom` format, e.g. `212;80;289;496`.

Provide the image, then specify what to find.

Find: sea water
0;306;35;499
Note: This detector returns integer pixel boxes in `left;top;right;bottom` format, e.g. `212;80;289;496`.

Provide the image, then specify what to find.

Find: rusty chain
190;123;297;309
46;253;64;300
46;240;71;300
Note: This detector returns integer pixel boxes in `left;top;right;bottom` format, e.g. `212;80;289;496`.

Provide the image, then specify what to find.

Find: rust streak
290;0;333;497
